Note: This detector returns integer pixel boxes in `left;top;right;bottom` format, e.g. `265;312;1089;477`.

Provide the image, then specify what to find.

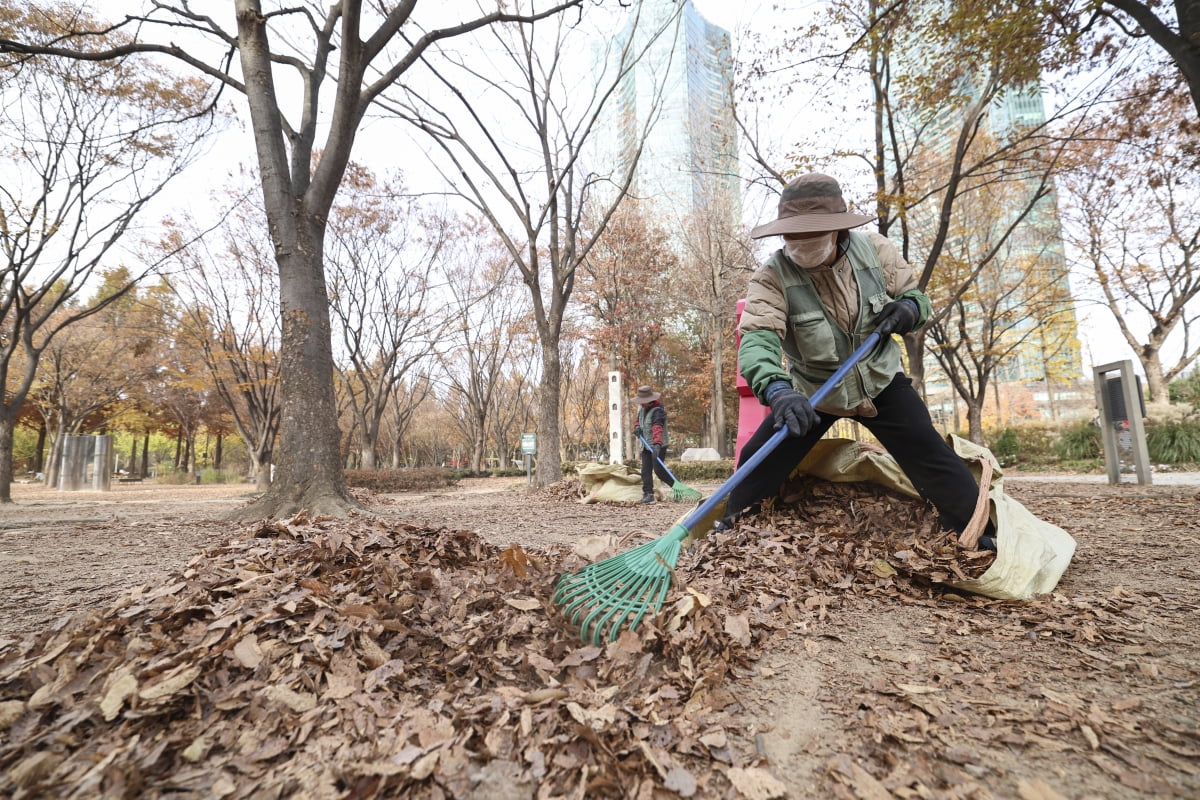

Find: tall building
594;0;740;233
902;77;1084;417
986;85;1082;386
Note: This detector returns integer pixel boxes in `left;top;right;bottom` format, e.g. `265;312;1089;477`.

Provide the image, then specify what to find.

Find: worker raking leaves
725;171;997;551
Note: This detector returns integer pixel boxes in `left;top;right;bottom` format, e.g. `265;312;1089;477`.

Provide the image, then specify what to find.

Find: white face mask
784;234;836;268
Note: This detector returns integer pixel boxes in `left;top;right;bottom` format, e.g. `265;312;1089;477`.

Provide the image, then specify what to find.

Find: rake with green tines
553;333;881;645
635;432;704;502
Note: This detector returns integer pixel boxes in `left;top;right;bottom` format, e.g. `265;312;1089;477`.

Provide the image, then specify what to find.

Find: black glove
769;390;819;438
634;424;643;437
653;444;666;461
873;299;918;340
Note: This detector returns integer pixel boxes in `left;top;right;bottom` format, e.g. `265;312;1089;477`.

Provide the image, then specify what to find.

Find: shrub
1145;419;1200;464
199;469;243;484
1168;371;1200;408
153;470;193;485
344;467;458;493
1055;420;1102;461
668;459;736;482
991;428;1020;466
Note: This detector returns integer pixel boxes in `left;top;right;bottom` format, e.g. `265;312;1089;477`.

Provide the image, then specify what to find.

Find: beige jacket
740;231;920;337
739;231;924;416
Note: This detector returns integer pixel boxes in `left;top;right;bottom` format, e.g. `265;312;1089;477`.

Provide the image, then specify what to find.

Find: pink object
735;298;771;466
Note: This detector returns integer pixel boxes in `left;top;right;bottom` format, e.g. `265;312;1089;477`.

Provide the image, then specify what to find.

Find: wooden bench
117;476;144;483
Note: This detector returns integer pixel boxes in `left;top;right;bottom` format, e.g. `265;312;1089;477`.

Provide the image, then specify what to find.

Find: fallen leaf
727;766;788;800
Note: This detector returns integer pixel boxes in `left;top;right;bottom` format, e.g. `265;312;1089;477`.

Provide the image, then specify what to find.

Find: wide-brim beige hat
630;385;661;404
750;173;876;239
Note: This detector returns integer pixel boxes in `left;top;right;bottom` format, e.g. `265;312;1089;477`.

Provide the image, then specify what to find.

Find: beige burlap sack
577;462;649;504
793;436;1076;600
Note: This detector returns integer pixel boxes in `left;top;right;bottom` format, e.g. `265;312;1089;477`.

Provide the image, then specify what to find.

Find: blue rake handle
672;331;882;536
636;431;683;483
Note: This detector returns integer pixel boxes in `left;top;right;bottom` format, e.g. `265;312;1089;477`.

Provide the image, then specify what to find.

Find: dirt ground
1;474;1197;798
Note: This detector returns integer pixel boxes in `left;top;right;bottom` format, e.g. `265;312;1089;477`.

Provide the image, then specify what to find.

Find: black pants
641;448;675;495
729;374;982;533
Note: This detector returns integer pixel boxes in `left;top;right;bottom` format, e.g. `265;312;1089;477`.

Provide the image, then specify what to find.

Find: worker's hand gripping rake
635;432;704;502
553;333;881;645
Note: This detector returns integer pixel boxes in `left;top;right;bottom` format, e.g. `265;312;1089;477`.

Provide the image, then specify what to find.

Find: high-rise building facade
595;0;740;232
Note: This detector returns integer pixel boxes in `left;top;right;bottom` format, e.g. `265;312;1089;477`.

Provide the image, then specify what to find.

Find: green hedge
344;467;459;493
1145;419;1200;464
618;458;736;482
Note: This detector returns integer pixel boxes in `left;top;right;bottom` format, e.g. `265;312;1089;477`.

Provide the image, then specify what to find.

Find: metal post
92;435;112;491
1092;360;1151;485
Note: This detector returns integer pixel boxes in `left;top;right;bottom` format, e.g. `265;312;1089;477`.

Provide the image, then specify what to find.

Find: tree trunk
1142;351;1166;403
141;432;150;478
34;423;46;474
254;455;272;492
709;322;727;457
967;399;984;444
0;418;14;503
231;226;360;519
359;442;376;470
537;347;564;486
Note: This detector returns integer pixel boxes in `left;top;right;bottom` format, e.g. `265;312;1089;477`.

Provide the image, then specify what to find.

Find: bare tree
675;191;758;456
437;217;527;473
1054;0;1200;121
390;5;678;484
0;8;212;502
164;193;282;492
923;178;1083;441
327;166;447;469
1059;85;1200;401
1;0;587;516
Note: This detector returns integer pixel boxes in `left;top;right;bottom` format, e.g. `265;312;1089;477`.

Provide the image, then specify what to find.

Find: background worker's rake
554;332;881;645
635;431;703;502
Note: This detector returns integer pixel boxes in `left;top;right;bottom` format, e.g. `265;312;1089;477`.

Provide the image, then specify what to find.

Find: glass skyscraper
595;0;740;232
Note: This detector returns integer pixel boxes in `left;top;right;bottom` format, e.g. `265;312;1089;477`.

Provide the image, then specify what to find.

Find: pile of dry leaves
1;478;1189;798
0;512;779;799
534;478;586;503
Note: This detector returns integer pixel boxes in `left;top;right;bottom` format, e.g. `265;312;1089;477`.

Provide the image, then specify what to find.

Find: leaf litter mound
1;478;1194;798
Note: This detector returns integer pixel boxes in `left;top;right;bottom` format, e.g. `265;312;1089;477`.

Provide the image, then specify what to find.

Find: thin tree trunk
537;348;564;486
967;401;984;444
709;323;727;457
34;423;46;474
0;420;14;503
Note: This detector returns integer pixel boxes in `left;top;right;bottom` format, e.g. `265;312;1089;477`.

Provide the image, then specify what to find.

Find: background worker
631;385;675;505
730;172;995;549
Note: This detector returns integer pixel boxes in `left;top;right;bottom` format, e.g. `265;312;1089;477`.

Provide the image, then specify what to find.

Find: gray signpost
1092;360;1151;485
521;433;536;485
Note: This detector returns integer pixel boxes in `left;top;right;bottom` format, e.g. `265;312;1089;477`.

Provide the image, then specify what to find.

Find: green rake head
554;523;690;645
670;482;703;502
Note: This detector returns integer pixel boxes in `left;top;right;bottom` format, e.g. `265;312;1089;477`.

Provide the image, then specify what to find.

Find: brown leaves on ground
534;478;586;502
0;479;1197;799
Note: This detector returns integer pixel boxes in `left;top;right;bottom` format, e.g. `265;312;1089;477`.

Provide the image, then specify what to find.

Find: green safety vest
767;231;908;411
